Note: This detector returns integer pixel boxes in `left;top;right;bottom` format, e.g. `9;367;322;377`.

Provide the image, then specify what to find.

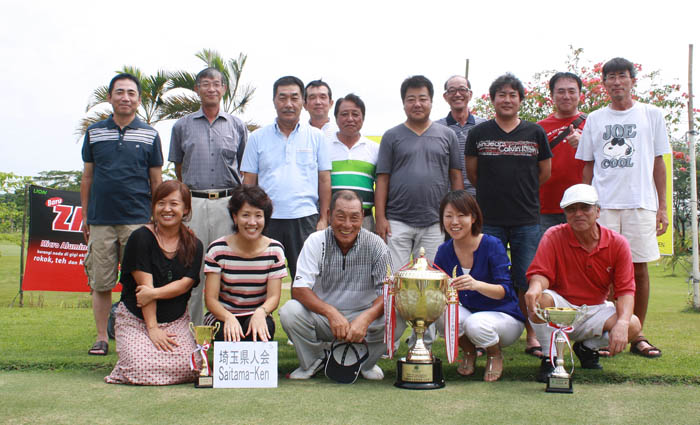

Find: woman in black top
105;180;203;385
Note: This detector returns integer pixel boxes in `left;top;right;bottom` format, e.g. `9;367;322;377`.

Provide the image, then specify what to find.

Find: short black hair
549;72;582;94
273;76;304;99
304;80;332;102
602;57;637;80
400;75;434;102
439;190;483;236
195;67;226;86
108;73;141;95
333;93;366;119
330;190;362;212
489;73;525;101
228;185;274;232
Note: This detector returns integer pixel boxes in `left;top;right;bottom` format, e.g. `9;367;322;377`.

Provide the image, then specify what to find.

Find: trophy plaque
393;248;449;390
189;322;220;388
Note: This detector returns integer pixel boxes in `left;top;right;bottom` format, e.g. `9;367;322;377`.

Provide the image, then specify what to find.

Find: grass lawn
1;241;700;424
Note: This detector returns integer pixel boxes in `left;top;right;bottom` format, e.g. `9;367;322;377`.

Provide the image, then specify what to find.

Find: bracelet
257;306;269;315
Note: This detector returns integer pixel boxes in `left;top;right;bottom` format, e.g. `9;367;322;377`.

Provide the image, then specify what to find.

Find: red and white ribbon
383;275;396;359
190;342;211;373
444;300;459;364
547;322;574;374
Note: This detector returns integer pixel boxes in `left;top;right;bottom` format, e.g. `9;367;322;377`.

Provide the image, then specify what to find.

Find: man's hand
566;125;582;150
81;223;90;243
147;326;178;351
524;287;543;324
656;208;669;236
608;320;630;356
316;216;328;231
327;308;351;340
346;316;371;343
375;216;391;242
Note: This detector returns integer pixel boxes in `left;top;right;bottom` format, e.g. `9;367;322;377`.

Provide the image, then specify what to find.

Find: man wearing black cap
280;190;390;380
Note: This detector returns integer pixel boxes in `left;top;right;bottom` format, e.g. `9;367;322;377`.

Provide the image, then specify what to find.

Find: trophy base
394;357;445;390
195;375;214;388
546;376;573;394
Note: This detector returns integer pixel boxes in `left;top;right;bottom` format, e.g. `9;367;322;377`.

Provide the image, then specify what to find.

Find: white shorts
544;289;616;344
598;208;659;263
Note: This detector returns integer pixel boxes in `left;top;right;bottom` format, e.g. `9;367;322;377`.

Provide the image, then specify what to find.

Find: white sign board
213;341;278;388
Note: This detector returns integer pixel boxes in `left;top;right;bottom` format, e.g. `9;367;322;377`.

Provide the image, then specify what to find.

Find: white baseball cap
560;184;599;209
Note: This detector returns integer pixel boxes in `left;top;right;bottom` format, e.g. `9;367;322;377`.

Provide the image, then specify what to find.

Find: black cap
324;340;369;384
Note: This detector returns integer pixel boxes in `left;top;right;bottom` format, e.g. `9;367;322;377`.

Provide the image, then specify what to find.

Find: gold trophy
393;248;450;390
534;305;588;393
189;322;220;388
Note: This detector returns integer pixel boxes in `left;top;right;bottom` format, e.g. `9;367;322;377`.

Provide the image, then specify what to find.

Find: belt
191;189;234;200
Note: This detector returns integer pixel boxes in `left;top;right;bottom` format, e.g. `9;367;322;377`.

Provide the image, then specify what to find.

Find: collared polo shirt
526;223;635;306
329;135;378;210
81;115;163;225
168;108;247;190
435;111;486;193
241;121;330;219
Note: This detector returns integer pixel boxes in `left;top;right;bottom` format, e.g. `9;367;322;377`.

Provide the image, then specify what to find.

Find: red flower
674;151;685;159
680;167;687;172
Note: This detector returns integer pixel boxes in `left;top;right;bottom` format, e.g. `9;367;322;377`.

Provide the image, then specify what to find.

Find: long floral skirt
105;302;200;385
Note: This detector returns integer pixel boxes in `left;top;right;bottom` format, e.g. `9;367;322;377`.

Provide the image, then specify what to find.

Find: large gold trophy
189;322;220;388
393;248;450;390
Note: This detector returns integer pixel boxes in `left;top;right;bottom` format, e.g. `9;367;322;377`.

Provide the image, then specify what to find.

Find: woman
204;185;286;342
434;190;525;382
105;180;203;385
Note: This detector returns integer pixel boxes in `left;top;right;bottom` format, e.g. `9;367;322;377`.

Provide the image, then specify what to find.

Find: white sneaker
287;338;294;346
360;365;384;380
288;358;324;380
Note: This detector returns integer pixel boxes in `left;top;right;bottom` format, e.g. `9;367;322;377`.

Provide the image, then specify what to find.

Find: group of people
80;55;669;386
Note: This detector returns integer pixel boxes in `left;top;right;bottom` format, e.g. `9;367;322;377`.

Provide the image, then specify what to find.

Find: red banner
22;185;121;292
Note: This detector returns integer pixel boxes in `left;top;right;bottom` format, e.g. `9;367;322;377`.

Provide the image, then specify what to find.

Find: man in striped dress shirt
280;190;390;380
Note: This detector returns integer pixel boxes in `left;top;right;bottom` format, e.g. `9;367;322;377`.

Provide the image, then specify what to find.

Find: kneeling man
280;190;390;380
525;184;642;382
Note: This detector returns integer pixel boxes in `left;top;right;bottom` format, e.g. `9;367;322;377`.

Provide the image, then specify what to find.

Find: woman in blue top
434;190;525;382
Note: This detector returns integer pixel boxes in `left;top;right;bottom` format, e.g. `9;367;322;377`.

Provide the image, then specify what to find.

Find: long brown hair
151;180;198;267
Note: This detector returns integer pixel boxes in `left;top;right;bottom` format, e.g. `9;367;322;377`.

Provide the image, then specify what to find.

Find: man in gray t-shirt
375;75;463;273
435;75;486;196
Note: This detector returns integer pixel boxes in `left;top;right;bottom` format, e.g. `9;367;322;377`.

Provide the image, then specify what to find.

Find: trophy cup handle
533;303;548;322
213;321;221;337
573;305;588;326
189;322;196;337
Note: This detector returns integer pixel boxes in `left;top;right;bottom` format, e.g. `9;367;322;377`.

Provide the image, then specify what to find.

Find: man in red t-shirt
525;184;641;382
537;72;587;236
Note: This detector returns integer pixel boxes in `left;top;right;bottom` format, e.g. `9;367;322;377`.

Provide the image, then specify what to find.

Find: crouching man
524;184;642;382
280;190;390;380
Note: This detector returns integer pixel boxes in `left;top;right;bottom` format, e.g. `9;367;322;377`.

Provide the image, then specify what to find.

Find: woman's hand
135;285;158;307
147;326;178;351
451;274;483;292
246;308;271;342
223;314;245;342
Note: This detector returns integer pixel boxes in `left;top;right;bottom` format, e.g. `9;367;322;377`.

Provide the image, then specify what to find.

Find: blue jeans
539;213;566;239
482;224;540;292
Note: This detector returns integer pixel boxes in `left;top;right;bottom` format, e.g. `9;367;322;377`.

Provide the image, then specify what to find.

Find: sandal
484;355;503;382
630;337;662;358
524;345;544;358
457;352;476;376
88;340;108;356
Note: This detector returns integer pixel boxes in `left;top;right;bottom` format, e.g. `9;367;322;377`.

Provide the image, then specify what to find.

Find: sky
1;0;698;177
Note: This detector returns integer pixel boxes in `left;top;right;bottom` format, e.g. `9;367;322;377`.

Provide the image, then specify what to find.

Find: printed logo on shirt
601;124;635;169
476;140;539;157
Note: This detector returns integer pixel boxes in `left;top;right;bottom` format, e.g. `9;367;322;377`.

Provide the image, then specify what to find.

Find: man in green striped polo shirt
329;94;378;231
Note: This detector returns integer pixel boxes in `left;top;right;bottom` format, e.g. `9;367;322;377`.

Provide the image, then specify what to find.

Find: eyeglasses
198;81;223;89
604;73;631;82
563;203;595;214
446;87;470;95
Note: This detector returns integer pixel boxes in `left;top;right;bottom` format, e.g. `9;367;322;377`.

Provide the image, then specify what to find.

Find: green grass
2;241;700;424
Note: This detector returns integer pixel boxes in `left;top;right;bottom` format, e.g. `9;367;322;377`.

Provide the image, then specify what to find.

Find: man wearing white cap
524;184;642;382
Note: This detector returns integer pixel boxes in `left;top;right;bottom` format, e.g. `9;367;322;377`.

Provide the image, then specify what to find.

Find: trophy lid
395;247;448;281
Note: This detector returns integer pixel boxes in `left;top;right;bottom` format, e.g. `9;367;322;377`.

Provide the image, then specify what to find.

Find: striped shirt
329;135;378;210
294;228;390;311
204;237;287;313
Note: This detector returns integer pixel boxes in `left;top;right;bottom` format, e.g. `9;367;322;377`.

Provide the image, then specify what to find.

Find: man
330;93;378;231
169;67;248;325
537;72;587;234
465;73;552;358
375;75;463;272
435;75;487;195
525;184;642;381
242;76;331;281
304;79;338;140
81;73;163;355
280;190;390;380
576;57;670;358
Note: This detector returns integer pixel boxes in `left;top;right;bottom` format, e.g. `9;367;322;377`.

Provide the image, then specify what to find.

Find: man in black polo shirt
81;73;163;356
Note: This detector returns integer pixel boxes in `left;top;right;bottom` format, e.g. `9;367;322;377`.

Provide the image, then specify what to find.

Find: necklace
154;225;179;255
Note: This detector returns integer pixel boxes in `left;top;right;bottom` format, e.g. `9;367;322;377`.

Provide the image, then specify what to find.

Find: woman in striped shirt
203;185;287;342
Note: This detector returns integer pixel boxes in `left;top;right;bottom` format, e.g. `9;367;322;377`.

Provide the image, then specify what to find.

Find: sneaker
573;342;603;370
360;365;384;380
536;357;555;383
288;358;325;380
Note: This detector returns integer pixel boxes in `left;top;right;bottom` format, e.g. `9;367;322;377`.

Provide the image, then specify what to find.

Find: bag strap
549;113;588;150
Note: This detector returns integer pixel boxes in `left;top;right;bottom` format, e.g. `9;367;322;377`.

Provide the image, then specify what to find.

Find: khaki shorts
598;208;659;263
544;289;616;342
84;224;143;292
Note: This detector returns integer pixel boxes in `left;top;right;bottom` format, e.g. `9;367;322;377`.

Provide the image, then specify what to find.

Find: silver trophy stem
551;331;570;378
